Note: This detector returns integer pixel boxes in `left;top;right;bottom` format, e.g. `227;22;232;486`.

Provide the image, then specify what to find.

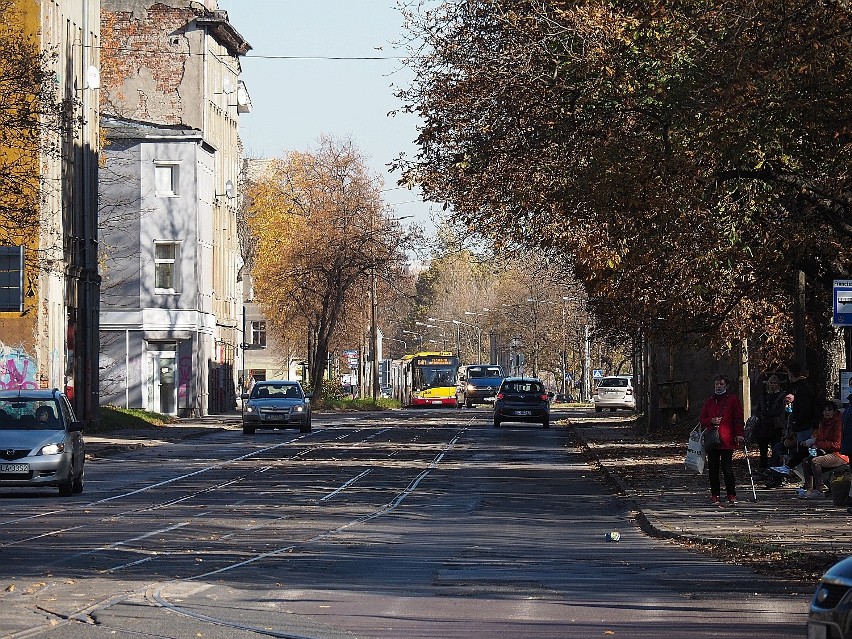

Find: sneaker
711;496;721;505
805;490;824;500
769;465;792;475
727;495;737;505
795;488;809;498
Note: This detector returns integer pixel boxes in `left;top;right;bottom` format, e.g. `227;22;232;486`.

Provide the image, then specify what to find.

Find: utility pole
370;267;379;401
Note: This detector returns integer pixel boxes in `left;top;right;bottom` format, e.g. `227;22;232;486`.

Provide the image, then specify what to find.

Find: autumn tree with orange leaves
397;0;851;390
243;138;415;400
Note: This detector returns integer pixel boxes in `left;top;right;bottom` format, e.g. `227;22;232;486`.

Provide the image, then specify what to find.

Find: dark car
456;364;505;408
493;377;550;429
0;389;85;496
808;556;852;638
241;381;312;435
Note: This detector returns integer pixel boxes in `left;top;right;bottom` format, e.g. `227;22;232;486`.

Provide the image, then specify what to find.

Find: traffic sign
593;369;604;379
833;280;852;326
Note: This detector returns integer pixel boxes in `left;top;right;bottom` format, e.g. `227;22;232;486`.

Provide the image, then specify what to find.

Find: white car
593;376;635;412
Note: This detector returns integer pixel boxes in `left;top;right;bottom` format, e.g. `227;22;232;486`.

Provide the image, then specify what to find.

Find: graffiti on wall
0;343;39;390
178;355;192;404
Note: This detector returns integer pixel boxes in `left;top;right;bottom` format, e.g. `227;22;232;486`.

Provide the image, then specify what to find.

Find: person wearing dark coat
753;375;786;470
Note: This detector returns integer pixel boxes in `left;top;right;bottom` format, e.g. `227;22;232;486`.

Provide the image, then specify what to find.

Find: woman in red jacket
793;401;846;499
699;374;745;505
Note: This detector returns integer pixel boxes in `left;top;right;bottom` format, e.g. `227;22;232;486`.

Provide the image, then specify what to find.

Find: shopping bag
684;425;706;474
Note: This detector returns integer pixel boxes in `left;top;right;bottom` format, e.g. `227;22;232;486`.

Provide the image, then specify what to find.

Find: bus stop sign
833;280;852;327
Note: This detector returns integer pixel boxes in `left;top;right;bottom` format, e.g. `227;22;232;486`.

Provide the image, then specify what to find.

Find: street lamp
428;317;462;358
401;330;422;350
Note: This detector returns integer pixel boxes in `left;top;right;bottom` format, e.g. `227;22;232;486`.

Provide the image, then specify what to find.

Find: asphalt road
0;408;808;638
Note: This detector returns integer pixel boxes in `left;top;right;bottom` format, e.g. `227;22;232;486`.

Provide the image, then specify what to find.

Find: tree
0;0;75;247
397;0;851;383
243;137;414;400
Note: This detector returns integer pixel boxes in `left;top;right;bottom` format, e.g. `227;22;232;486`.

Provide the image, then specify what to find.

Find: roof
102;115;203;141
196;10;252;57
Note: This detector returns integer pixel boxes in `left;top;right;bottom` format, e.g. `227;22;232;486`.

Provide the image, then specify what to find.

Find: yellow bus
391;351;459;407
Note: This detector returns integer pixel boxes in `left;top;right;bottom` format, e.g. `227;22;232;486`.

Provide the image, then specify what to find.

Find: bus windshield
413;366;455;390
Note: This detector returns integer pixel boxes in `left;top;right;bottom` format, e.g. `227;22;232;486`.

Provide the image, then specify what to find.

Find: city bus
391;351;460;407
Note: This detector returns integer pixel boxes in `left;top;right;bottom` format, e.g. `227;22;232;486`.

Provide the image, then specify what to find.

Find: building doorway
148;343;177;415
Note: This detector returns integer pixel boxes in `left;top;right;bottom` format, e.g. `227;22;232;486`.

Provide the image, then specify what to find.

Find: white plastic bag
684;424;706;474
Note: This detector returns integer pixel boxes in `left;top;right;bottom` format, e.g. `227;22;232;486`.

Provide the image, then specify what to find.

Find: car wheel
58;477;73;497
300;420;311;433
595;406;602;413
72;470;84;494
493;418;501;428
465;399;472;409
243;422;256;435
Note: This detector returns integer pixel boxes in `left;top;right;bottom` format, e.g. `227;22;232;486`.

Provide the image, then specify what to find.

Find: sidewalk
84;411;242;456
571;413;852;581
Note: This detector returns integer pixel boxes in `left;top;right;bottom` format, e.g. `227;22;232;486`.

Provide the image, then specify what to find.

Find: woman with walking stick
699;374;746;506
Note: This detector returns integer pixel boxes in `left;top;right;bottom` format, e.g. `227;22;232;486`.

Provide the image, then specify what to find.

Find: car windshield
600;378;630;387
504;381;544;394
0;399;63;430
252;385;301;399
468;367;503;379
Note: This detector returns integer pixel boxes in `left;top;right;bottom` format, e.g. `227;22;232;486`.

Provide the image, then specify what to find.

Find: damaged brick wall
101;2;205;127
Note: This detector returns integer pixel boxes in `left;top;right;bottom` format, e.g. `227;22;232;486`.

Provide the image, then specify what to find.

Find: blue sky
218;1;440;232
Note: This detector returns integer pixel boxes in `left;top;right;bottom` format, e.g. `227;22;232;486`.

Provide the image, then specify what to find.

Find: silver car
808;555;852;638
241;381;312;435
0;389;85;496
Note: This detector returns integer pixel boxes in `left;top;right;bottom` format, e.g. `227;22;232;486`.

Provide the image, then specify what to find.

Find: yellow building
0;0;100;423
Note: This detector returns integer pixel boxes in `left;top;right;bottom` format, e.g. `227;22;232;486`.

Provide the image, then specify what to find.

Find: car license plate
432;400;443;405
0;463;28;473
514;410;532;416
807;623;828;639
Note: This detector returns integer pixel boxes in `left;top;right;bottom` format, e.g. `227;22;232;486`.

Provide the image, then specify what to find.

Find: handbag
702;425;722;451
685;425;706;474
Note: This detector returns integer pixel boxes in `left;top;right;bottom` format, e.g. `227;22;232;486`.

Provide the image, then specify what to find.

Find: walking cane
742;442;758;502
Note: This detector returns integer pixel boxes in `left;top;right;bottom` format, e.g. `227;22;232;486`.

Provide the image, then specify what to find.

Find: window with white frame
251;321;266;348
154;162;179;197
0;246;23;311
154;242;180;292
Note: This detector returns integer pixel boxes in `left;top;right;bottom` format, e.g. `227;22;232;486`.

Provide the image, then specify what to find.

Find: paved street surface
0;407;814;638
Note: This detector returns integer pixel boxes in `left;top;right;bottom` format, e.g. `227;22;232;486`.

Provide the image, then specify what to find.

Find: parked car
493;377;550;428
593;375;635;412
241;381;312;435
808;555;852;638
0;389;85;496
456;364;505;408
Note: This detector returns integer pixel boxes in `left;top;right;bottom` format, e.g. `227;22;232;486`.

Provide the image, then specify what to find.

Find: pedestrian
753;374;786;471
785;362;820;445
788;401;846;499
699;374;746;505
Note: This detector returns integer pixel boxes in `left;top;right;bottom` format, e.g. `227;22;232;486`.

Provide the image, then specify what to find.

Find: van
456;364;505;408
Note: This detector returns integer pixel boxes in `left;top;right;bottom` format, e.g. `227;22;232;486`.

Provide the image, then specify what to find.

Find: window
154;242;179;291
0;246;23;312
154;162;179;197
251;321;266;348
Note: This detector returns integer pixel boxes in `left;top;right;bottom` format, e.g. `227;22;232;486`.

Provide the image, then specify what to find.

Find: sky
218;1;441;234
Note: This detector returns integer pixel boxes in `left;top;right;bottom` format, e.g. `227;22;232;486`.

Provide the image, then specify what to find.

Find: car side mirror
241;393;249;400
304;393;313;399
68;421;84;432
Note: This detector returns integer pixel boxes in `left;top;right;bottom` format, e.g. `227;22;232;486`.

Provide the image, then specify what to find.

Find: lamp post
428;317;462;358
401;330;422;350
462;312;484;364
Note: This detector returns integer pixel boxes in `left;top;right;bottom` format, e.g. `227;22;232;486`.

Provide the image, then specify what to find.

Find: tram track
1;417;472;638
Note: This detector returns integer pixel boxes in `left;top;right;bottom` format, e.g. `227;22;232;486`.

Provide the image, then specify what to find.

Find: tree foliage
244;137;414;398
0;0;73;245
397;0;851;370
